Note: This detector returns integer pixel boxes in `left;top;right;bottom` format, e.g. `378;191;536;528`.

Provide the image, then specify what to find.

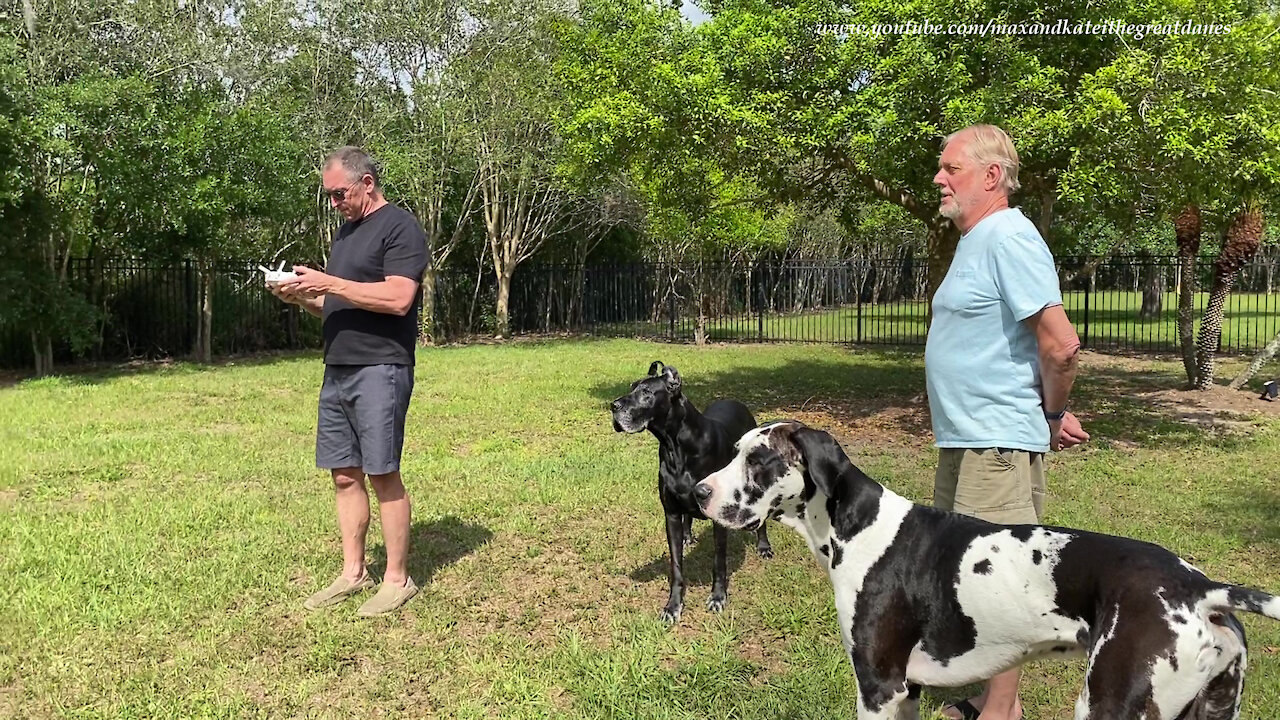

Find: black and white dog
695;420;1280;719
611;361;773;623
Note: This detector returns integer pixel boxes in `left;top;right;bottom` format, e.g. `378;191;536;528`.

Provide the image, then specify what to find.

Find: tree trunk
419;266;437;345
1174;205;1202;387
1036;184;1055;240
495;268;512;339
1194;275;1235;389
1228;329;1280;390
1194;205;1265;389
694;263;707;345
1178;255;1198;384
925;218;960;326
31;330;52;376
192;260;214;363
569;265;586;327
1138;256;1164;320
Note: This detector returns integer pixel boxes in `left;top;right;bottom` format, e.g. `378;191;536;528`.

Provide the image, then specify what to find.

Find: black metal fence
2;254;1278;369
501;255;1279;353
0;258;323;369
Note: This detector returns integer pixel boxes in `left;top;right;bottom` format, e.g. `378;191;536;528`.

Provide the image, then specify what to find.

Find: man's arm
1023;304;1089;450
282;267;418;316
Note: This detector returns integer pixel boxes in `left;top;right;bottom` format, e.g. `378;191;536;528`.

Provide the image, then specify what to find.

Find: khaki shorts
934;448;1045;524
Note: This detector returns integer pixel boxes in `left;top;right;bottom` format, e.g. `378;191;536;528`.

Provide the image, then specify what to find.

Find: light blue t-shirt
925;208;1062;453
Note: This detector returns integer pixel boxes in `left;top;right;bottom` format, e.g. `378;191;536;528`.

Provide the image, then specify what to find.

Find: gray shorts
316;364;414;476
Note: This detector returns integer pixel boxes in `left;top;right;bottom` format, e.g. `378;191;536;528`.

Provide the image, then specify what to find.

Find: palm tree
1194;202;1264;389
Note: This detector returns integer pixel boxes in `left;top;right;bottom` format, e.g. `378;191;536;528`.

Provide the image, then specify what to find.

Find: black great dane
611;361;772;623
697;420;1280;720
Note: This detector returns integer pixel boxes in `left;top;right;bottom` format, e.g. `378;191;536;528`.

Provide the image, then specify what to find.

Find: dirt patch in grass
768;351;1280;453
446;536;651;647
783;396;933;452
1079;351;1280;444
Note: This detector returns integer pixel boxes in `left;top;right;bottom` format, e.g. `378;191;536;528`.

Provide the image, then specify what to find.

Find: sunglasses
323;180;362;202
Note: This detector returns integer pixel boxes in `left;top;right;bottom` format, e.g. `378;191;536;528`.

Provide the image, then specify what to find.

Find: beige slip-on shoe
304;572;376;610
356;576;419;617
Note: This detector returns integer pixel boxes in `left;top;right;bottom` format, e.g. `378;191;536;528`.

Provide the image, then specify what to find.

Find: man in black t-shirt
270;146;428;617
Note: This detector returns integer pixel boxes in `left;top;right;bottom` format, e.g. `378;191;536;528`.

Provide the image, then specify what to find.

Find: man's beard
939;200;962;220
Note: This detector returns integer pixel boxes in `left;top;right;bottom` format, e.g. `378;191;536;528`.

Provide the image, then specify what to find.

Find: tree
1194;204;1265;388
562;0;1280;322
0;36;97;375
1061;11;1280;386
135;89;307;362
462;0;575;338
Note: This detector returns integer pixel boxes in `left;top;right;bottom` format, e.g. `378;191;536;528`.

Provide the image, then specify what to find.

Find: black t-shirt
322;204;429;366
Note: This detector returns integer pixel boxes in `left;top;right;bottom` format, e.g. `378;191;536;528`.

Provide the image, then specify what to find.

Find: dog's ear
790;427;852;501
662;365;682;395
647;361;665;376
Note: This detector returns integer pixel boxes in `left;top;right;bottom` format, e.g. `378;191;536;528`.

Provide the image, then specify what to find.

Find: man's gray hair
943;124;1021;194
324;146;380;186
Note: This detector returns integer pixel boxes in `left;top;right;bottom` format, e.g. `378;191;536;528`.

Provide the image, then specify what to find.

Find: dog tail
1206;585;1280;621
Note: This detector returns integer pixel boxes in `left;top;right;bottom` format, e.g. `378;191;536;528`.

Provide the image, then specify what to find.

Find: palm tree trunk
1174;205;1202;387
1194;275;1235;389
1228;330;1280;391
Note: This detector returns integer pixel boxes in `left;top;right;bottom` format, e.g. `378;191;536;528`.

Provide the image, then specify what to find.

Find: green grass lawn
600;291;1280;353
2;340;1278;719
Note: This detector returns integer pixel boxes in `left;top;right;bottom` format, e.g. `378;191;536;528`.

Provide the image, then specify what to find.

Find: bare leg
333;467;371;581
368;470;411;586
943;669;1023;720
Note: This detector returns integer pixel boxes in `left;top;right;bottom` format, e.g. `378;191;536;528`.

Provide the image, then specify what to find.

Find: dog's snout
693;482;712;504
610;399;623;413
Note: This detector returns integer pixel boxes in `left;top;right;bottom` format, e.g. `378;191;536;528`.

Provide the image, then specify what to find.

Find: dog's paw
684;533;696;547
659;605;683;625
757;545;774;559
706;595;727;613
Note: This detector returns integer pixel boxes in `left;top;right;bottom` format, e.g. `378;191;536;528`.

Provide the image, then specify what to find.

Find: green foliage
143;88;309;260
561;0;1280;260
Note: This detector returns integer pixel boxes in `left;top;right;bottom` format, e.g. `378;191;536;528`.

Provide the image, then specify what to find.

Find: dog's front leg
707;522;729;612
661;512;687;624
852;653;915;720
754;523;774;559
682;514;695;547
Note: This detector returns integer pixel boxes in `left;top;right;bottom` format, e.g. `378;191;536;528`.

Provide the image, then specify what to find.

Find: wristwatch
1044;405;1067;421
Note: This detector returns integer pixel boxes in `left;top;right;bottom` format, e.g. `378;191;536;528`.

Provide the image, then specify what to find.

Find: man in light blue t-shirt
928;125;1089;720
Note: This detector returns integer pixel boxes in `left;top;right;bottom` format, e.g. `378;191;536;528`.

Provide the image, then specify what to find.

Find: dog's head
610;361;683;433
695;420;850;530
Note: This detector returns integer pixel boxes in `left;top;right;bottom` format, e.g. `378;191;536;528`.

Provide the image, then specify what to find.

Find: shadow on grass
592;351;928;430
1;348;321;388
628;524;762;586
1200;485;1280;549
369;515;493;585
1074;365;1264;449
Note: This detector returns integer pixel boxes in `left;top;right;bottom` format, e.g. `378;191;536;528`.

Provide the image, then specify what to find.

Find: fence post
756;263;764;343
1082;273;1091;348
668;275;676;341
184;258;195;351
856;260;864;344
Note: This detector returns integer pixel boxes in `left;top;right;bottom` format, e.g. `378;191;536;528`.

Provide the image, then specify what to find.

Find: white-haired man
928;125;1089;720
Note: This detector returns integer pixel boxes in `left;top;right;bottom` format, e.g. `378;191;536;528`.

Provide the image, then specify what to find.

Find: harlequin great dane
695;420;1280;719
611;361;772;623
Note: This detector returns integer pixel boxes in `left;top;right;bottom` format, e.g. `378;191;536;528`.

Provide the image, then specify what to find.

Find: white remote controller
258;262;299;286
